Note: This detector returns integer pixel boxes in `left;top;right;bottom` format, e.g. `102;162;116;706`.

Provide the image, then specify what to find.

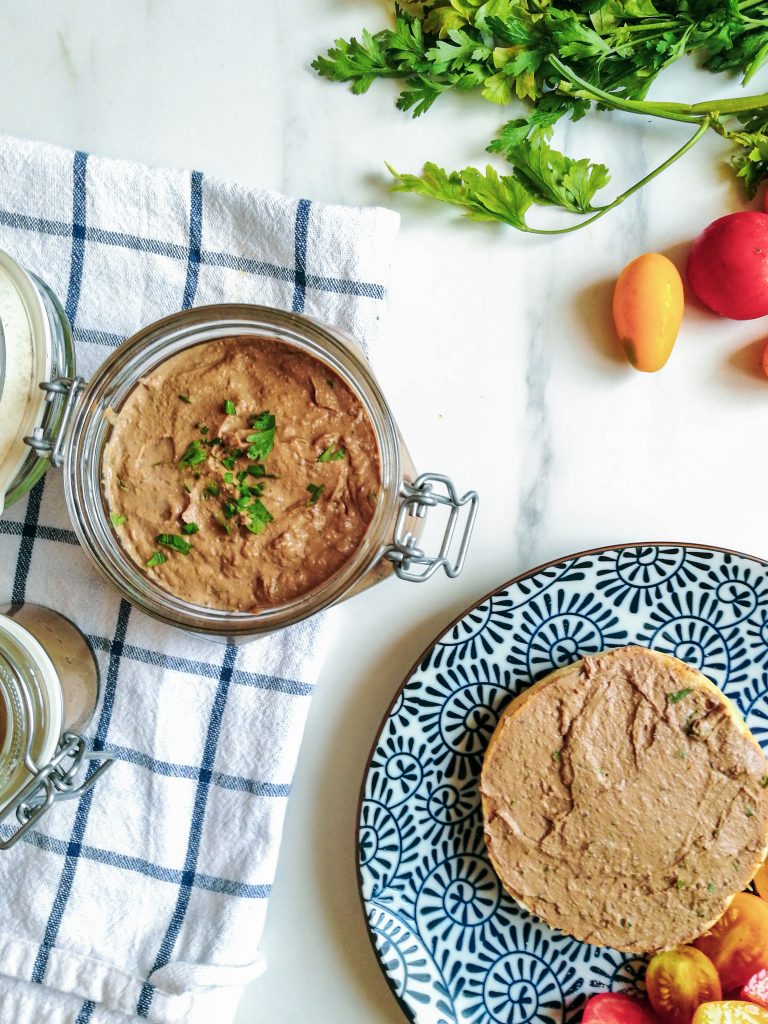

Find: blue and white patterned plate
357;543;768;1024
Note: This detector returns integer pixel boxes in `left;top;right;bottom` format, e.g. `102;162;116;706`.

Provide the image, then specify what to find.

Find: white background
0;3;766;1022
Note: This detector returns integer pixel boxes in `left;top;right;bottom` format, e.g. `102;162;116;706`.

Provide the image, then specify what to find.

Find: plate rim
355;539;768;1023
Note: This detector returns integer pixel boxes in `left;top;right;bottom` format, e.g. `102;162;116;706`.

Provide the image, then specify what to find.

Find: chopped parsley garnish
178;394;191;403
204;482;220;497
676;878;686;890
745;805;756;818
202;437;224;447
246;464;277;479
245;499;273;534
667;688;693;704
146;552;168;568
221;457;237;470
110;513;127;527
224;472;234;484
761;776;768;789
551;750;561;763
183;484;191;494
706;881;716;894
676;750;686;760
156;533;192;555
246;411;276;461
306;483;325;505
181;522;199;535
223;399;237;415
216;516;232;536
222;501;237;519
317;443;345;462
200;425;209;436
179;440;207;468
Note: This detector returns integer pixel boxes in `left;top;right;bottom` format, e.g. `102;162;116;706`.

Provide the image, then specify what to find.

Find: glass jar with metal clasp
0;605;112;850
1;245;479;642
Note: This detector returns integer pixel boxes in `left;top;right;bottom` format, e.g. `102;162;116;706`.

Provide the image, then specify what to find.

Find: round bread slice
480;645;768;953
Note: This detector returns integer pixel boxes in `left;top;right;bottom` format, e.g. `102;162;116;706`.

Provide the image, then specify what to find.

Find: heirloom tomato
693;1002;768;1024
694;894;768;992
583;993;660;1024
646;946;722;1024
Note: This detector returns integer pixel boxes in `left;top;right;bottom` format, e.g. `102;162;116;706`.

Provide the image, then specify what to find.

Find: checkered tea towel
0;133;399;1024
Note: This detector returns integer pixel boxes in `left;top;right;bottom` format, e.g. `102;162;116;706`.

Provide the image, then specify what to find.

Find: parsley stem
524;118;711;236
549;56;702;125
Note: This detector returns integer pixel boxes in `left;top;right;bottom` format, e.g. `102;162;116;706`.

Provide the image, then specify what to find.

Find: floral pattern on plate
359;544;768;1024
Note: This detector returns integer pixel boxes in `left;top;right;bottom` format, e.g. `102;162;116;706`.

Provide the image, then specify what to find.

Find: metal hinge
23;376;85;468
384;472;479;583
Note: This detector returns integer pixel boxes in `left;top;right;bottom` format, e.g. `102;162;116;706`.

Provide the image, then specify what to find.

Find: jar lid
0;250;54;512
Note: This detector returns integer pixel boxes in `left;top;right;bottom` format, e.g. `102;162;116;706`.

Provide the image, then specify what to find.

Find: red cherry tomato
687;212;768;319
743;969;768;1011
646;946;722;1024
583;993;661;1024
695;894;768;992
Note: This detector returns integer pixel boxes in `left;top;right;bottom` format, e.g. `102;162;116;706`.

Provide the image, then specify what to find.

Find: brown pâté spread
481;646;768;953
102;336;381;611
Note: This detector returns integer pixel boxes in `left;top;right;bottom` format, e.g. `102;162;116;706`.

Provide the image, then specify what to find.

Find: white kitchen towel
0;133;399;1024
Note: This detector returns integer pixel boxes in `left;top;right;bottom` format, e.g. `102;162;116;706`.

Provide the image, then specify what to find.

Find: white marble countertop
0;2;766;1022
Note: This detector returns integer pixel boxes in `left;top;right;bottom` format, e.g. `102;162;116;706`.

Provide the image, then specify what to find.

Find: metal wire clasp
384;473;479;583
0;734;113;851
23;376;85;468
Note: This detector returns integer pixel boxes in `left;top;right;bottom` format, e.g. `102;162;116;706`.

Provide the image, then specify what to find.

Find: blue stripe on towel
0;204;388;300
137;643;238;1017
74;1000;95;1024
182;170;203;308
291;198;311;312
31;599;130;985
1;824;271;899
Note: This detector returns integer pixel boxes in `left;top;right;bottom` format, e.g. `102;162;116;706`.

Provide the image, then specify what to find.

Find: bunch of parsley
313;0;768;233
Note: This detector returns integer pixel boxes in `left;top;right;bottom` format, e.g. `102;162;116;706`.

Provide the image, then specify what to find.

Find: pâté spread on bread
102;336;381;611
481;646;768;953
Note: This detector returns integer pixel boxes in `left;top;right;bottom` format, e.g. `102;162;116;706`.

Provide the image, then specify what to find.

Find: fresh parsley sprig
314;2;768;232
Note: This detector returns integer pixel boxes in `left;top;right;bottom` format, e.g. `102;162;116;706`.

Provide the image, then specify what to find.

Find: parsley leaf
317;443;346;462
668;688;693;704
245;499;274;535
181;522;199;535
145;552;168;568
156;533;193;555
247;411;276;461
306;483;325;505
223;399;237;415
178;394;191;403
110;513;127;527
179;440;207;469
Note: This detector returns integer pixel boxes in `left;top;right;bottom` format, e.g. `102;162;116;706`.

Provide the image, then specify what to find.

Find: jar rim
64;305;403;638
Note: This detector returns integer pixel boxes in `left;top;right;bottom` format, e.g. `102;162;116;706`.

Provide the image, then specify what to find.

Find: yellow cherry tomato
612;252;684;372
693;1002;768;1024
647;947;722;1024
695;894;768;992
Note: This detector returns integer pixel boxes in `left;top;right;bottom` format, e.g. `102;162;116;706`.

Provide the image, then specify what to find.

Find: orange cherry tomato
695;894;768;992
612;252;684;372
647;946;722;1024
755;863;768;901
743;969;768;1011
693;1002;768;1024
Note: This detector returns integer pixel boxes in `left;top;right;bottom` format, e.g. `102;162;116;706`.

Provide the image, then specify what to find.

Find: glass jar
0;249;76;513
63;306;479;641
0;605;112;849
